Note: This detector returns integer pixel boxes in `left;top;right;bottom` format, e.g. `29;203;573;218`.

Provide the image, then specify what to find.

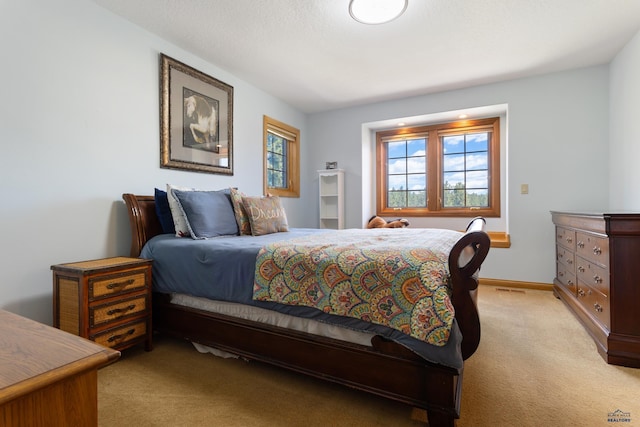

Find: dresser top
550;211;640;217
551;211;640;236
0;310;119;404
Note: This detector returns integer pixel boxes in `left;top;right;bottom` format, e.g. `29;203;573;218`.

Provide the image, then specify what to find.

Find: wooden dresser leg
427;410;456;427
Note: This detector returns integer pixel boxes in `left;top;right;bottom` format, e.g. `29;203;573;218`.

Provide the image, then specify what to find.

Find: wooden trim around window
263;116;300;198
376;117;500;218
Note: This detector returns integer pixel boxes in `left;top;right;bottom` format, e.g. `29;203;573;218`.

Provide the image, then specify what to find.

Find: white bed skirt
170;293;375;359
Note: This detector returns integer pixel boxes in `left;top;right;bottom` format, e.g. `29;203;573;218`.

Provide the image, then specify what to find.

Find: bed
122;192;490;427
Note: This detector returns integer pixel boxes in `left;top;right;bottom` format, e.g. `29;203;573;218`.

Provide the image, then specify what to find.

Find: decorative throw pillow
172;189;238;239
241;195;289;236
229;187;252;236
167;184;198;237
154;188;175;234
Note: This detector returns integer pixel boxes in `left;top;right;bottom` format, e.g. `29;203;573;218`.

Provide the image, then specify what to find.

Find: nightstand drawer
91;319;147;349
89;269;148;300
90;294;148;328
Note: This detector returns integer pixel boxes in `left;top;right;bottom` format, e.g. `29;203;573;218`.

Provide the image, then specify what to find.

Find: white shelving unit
318;169;344;229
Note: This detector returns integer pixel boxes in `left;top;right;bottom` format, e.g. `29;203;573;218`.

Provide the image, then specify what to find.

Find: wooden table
0;309;120;426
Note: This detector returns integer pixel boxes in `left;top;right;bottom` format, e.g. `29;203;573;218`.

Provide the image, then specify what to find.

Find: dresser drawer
556;246;575;271
556;263;577;293
90;294;148;328
576;255;609;297
89;269;148;301
576;231;609;267
91;319;147;349
556;227;576;251
576;282;610;329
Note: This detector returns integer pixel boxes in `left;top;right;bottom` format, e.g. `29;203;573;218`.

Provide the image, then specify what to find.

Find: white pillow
167;184;197;237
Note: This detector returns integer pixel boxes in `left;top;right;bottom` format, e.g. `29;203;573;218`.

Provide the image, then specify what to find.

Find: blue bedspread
140;228;464;370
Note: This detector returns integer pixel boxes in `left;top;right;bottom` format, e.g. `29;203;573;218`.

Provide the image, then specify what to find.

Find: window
263;116;300;197
376;117;500;217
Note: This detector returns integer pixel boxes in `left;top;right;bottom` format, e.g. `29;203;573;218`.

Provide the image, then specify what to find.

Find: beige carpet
98;286;640;426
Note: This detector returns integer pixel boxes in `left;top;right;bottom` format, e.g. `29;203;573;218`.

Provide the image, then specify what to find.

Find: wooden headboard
122;194;163;257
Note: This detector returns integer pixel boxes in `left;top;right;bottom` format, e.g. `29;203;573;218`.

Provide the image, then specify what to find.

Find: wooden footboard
122;194;490;426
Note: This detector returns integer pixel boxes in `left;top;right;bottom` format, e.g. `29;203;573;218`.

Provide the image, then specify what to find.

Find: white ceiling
91;0;640;113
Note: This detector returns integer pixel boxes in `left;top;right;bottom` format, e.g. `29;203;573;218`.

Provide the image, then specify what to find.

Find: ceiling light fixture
349;0;408;25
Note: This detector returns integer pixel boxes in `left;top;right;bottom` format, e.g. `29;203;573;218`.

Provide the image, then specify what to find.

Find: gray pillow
173;189;239;239
241;195;289;236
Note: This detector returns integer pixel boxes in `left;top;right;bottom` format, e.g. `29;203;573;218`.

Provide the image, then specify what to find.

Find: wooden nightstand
51;256;153;351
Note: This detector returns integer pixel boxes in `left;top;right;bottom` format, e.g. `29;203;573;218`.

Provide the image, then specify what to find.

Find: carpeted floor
98;286;640;426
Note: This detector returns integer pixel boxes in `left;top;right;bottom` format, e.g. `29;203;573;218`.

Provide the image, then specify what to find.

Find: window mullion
427;129;439;211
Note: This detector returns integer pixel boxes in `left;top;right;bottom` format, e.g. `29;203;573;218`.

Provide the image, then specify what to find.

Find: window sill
487;231;510;248
458;230;509;248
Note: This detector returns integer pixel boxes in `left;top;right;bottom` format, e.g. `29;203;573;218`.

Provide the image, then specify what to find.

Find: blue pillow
154;188;175;234
172;189;239;239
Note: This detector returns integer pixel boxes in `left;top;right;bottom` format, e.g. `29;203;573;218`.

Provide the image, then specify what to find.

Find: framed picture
325;161;338;170
160;54;233;175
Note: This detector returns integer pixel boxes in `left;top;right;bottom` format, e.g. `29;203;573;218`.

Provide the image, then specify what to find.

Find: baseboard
479;278;553;292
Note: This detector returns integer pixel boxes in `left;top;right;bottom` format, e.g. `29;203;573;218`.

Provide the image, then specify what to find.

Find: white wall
0;0;307;323
306;66;611;283
610;29;640;210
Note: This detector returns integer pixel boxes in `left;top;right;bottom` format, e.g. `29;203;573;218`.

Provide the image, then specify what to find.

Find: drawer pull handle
593;275;602;284
106;279;135;290
567;259;573;264
558;271;564;277
567;279;574;285
107;304;136;316
593;247;602;255
578;266;585;273
577;241;584;248
566;237;573;244
594;303;603;313
578;288;585;297
108;328;135;343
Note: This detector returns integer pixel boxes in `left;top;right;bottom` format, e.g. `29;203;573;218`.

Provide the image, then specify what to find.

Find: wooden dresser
551;211;640;367
52;257;153;351
0;309;119;426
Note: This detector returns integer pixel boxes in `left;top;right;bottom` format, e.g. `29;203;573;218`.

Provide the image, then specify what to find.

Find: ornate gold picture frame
160;54;233;175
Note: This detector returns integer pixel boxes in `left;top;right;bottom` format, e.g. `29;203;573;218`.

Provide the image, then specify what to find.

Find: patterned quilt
253;228;463;346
